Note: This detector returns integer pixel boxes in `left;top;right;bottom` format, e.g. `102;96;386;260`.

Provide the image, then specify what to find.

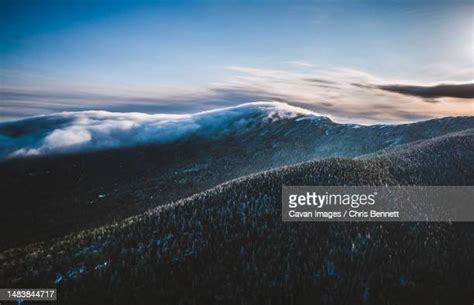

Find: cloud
215;66;473;123
377;83;474;99
0;102;317;159
0;87;216;117
2;65;473;159
287;60;315;67
1;66;473;124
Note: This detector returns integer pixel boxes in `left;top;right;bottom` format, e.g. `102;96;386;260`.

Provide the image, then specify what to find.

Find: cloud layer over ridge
0;101;318;159
2;66;472;124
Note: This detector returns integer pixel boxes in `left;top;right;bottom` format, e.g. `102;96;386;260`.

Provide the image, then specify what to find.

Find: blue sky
0;0;473;122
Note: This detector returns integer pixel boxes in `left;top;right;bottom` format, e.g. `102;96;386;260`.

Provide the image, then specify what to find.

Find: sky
0;0;473;123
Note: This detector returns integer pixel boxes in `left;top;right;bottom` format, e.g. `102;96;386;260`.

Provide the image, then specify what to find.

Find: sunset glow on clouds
2;66;472;124
0;0;473;123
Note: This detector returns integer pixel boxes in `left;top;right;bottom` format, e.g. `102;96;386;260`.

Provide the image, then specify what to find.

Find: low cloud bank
0;101;318;159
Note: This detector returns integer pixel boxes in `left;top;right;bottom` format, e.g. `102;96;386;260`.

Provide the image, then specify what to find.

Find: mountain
0;102;319;159
1;102;473;250
1;129;473;305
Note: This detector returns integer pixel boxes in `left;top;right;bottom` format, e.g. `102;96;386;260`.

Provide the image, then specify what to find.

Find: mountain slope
1;129;473;305
1;102;473;250
0;102;319;159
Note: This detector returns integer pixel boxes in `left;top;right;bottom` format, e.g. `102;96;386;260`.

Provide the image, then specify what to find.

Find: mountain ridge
1;103;473;250
2;101;473;160
1;128;473;305
0;101;324;159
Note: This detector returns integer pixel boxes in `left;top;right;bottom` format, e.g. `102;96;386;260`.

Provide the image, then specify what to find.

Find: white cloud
2;101;319;159
286;60;315;67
